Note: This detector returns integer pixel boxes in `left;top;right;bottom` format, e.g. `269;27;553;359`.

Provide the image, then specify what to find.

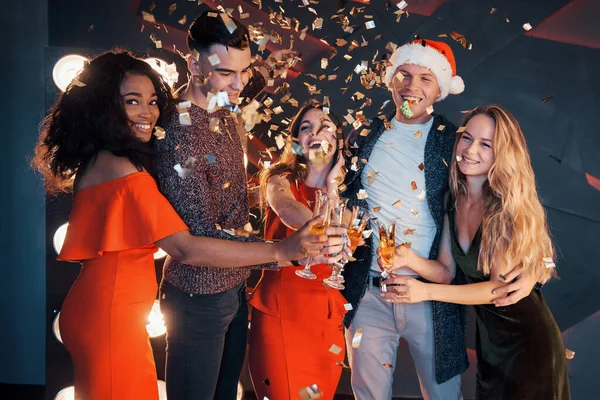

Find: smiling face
191;44;252;105
120;73;160;142
296;108;337;164
456;114;496;178
390;64;441;124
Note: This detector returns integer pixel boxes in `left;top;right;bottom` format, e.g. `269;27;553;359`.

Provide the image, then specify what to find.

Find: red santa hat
385;39;465;101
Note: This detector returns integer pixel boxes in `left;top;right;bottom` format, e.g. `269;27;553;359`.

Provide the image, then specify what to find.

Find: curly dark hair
187;11;249;54
32;50;176;194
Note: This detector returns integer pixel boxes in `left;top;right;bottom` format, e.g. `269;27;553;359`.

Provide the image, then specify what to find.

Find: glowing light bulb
53;223;69;255
146;300;166;337
54;386;74;400
52;55;88;92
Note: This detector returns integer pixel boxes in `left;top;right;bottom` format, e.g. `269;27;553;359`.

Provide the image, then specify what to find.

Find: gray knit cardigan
341;112;469;384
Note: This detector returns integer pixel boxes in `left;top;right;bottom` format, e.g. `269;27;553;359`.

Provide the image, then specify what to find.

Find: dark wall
0;0;48;386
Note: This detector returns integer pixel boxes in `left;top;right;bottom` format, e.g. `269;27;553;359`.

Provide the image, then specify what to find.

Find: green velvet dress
448;206;570;400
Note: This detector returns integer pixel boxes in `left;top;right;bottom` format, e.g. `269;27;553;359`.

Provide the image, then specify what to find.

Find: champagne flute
323;198;349;289
378;220;396;279
295;190;330;280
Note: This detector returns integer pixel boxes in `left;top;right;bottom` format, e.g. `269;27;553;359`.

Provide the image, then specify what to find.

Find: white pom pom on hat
385;39;465;101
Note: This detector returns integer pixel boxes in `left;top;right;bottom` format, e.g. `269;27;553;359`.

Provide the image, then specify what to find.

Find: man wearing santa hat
341;38;535;399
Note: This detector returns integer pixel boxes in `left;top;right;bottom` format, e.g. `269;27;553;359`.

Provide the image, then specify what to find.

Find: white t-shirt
361;117;437;276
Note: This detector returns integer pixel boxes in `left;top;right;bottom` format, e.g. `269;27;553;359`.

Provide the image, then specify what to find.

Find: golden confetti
404;228;416;235
153;126;166;140
329;344;343;355
414;130;422;138
178;15;187;25
442;158;448;167
418;162;425;171
490;7;499;14
383;363;394;369
392;199;402;208
457;126;466;133
541;95;554;104
299;384;322;400
357;189;368;200
449;30;469;49
168;3;177;15
367;171;379;185
336;361;351;370
411;181;417;190
312;17;324;30
437;125;446;131
411;209;419;217
174;156;198;178
565;349;575;359
223;182;231;189
142;11;156;23
351;329;363;348
220;13;238;34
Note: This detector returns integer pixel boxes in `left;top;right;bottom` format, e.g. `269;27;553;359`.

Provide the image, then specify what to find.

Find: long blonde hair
450;105;556;284
258;101;343;213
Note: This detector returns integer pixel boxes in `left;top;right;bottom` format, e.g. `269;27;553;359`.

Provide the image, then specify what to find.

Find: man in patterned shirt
154;11;344;400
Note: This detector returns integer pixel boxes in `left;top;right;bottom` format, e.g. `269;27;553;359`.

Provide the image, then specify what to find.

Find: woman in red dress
33;52;338;400
248;102;350;399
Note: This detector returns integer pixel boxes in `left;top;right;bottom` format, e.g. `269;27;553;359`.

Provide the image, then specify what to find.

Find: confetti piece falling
344;303;353;311
357;189;368;200
220;13;238;34
397;1;408;10
153;126;166;140
208;54;221;66
543;257;556;269
299;384;323;400
456;155;463;162
383;363;394;369
565;349;575;359
541;95;554;104
404;228;416;235
352;329;363;348
393;199;403;208
174;156;198;178
329;344;343;355
457;126;466;133
414;130;422;138
522;23;532;31
411;181;417;190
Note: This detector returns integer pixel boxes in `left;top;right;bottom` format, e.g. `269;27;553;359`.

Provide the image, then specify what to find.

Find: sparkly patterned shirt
155;100;276;294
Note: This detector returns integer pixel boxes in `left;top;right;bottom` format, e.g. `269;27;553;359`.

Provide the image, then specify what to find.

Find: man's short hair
187;11;249;54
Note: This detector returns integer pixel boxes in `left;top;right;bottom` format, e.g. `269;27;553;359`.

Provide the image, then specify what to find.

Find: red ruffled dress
248;181;348;400
58;172;188;399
